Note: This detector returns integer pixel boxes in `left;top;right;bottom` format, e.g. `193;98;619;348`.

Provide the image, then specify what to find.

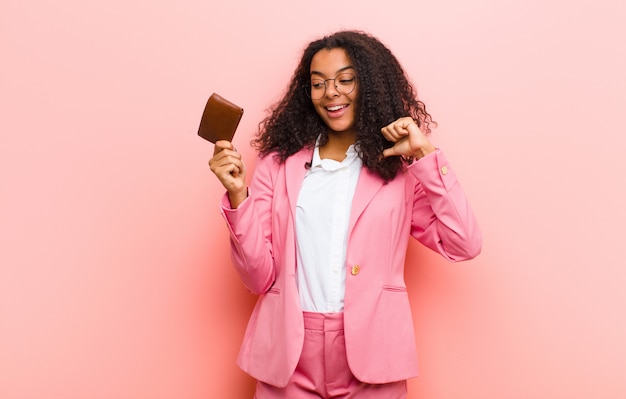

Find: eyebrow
310;65;355;77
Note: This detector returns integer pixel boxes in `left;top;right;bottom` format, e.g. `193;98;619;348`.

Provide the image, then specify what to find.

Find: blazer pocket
382;285;407;293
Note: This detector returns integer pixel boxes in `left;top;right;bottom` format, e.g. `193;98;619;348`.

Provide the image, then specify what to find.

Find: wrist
413;144;437;160
228;187;248;209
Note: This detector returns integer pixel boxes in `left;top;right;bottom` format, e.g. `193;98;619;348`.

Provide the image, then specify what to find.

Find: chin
326;121;354;134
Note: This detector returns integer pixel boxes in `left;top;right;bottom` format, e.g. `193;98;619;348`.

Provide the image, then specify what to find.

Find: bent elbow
245;279;274;296
461;240;482;261
445;230;483;262
239;267;275;295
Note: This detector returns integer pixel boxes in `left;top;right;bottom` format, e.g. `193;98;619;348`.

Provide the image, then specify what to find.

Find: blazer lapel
283;148;384;237
348;167;384;235
284;148;314;218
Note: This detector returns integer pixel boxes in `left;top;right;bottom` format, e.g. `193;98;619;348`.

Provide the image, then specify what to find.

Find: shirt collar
310;141;359;171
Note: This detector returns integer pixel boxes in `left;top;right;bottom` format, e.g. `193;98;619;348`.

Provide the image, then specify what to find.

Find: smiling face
309;48;359;137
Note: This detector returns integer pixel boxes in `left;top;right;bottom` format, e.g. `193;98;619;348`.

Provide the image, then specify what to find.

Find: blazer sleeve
219;155;276;294
408;150;482;261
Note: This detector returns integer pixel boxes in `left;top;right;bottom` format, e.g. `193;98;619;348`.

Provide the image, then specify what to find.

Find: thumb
382;147;400;158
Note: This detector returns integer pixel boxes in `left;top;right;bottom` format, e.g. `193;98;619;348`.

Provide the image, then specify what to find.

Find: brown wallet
197;93;244;143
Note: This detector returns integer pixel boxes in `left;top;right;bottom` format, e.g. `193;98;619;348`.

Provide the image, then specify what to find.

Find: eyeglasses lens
307;73;356;99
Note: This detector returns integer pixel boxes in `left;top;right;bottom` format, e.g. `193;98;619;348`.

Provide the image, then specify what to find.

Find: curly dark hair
252;30;435;182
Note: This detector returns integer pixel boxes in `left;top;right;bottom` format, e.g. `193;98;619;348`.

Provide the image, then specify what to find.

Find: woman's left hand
381;117;436;159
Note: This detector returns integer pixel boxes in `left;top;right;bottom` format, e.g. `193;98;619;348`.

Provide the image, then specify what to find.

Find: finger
404;121;423;138
225;164;240;178
380;126;394;141
213;140;234;155
214;163;240;183
384;120;411;138
215;154;243;171
228;158;245;176
393;120;411;135
382;146;400;158
381;125;404;142
210;148;241;169
209;154;239;176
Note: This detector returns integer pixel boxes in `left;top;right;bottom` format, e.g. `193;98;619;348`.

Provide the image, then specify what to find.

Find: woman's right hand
209;140;248;208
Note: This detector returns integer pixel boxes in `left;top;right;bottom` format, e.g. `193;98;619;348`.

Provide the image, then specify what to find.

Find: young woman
209;30;482;399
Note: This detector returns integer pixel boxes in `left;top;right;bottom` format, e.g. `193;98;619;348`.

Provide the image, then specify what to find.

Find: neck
319;131;356;161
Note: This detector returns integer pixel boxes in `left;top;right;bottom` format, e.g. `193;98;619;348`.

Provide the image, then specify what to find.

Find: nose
324;78;339;97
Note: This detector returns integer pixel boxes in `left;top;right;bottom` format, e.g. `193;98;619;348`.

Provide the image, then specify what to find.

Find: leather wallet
198;93;244;143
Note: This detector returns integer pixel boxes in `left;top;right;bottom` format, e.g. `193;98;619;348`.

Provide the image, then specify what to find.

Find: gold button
441;165;448;175
351;265;360;275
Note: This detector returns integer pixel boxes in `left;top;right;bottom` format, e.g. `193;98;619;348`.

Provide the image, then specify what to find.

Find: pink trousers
254;312;407;399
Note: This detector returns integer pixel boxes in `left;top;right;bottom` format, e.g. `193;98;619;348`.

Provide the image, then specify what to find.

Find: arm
408;150;482;261
209;141;276;294
381;117;482;261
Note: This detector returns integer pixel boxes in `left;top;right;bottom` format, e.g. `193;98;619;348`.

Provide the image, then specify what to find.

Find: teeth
326;105;345;111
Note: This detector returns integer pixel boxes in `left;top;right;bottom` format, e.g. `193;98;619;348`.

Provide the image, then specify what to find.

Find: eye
337;74;355;86
310;80;325;89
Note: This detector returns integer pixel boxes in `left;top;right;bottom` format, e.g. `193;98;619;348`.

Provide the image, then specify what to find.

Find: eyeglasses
305;73;357;100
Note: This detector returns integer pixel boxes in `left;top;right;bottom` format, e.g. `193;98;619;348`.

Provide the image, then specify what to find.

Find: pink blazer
220;147;481;387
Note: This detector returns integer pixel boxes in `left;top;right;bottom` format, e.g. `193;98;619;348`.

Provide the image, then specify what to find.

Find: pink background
2;0;625;398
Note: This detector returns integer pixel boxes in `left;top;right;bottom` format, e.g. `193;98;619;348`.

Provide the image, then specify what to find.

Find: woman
209;30;482;399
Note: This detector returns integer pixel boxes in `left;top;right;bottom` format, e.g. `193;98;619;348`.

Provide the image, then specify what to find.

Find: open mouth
325;104;347;112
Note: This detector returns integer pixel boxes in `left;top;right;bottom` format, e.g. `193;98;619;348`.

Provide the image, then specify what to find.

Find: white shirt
295;143;362;313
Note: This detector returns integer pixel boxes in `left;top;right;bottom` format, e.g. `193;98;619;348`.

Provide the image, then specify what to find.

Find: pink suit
220;148;482;388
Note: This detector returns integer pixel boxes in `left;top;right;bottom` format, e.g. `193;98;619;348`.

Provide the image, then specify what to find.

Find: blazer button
351;265;360;275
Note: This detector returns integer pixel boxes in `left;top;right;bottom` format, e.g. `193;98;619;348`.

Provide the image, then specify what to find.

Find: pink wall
2;0;625;398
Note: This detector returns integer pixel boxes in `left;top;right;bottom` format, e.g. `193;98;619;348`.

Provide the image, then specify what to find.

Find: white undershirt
295;143;362;313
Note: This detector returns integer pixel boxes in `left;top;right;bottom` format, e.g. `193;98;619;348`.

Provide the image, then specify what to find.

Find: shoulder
252;148;314;181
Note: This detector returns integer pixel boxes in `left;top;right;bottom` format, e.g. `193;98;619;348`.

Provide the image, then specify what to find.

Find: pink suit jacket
220;147;482;387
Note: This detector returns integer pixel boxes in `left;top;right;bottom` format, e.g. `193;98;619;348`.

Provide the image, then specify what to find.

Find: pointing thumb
382;147;398;158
